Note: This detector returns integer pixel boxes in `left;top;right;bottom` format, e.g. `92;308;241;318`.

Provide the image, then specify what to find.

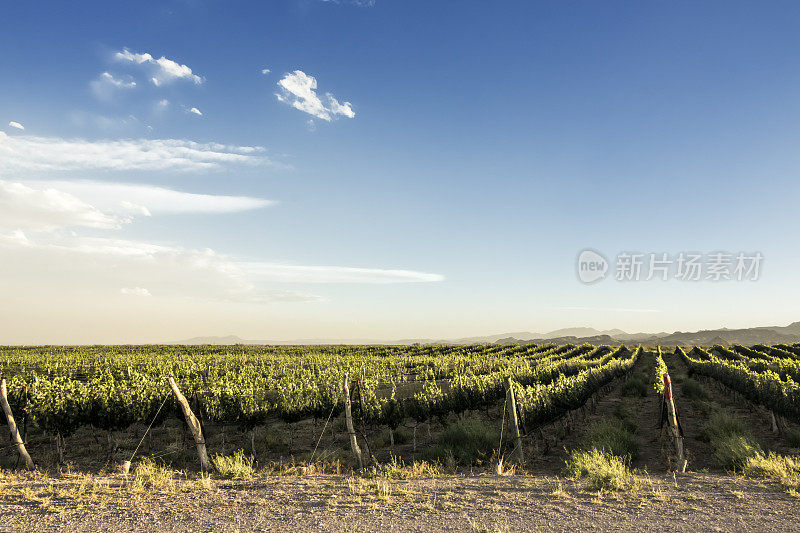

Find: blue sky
1;1;799;343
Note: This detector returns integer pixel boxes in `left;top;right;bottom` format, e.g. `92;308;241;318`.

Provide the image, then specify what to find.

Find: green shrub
393;427;411;445
681;379;708;401
374;427;411;448
581;419;638;459
713;434;761;469
261;429;288;453
424;419;498;465
701;412;747;443
212;449;255;479
612;403;638;432
786;428;800;449
565;449;636;491
621;375;648;398
699;411;762;468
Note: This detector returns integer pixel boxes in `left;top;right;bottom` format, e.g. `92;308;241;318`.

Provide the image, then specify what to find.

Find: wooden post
55;433;65;465
505;377;524;463
355;377;372;465
168;378;212;472
0;380;34;470
662;374;686;473
342;373;363;469
770;411;779;434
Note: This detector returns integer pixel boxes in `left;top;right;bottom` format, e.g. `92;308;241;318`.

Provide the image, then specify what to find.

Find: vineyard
0;341;799;482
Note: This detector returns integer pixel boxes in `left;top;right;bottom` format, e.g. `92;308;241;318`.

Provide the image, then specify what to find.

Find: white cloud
8;121;24;131
0;134;270;173
552;306;660;313
157;99;170;109
321;0;376;6
0;181;443;305
261;68;271;75
121;287;151;297
119;201;152;217
0;181;121;232
0;230;33;247
24;180;275;216
101;72;136;88
276;70;355;121
306;119;317;132
242;263;445;284
188;107;203;116
0;232;441;304
0;234;297;303
114;48;204;86
90;72;136;100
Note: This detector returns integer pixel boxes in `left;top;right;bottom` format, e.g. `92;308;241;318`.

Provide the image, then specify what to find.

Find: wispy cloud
0;133;270;173
0;181;121;232
261;68;271;75
276;70;355;121
188;107;203;116
0;233;310;304
0;180;443;304
90;72;136;100
24;180;275;216
321;0;376;6
114;48;203;86
8;121;24;131
121;287;151;297
0;233;441;304
243;263;444;284
552;306;660;313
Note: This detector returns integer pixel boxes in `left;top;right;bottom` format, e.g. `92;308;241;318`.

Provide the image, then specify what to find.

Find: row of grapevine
652;347;668;394
513;346;641;429
678;347;800;422
0;343;633;441
729;345;800;382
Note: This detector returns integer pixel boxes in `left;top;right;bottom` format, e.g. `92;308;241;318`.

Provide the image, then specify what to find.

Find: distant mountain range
174;322;800;347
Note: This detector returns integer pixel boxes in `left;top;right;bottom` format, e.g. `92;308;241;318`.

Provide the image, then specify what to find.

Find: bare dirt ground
0;472;798;532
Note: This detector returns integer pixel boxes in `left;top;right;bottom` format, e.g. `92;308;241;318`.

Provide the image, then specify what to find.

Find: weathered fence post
355;376;372;465
168;378;212;472
505;377;524;463
662;374;686;473
0;379;34;470
342;373;363;469
770;411;779;434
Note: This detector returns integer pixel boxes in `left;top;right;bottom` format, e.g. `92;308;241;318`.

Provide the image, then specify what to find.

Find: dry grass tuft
212;450;255;480
130;458;177;492
565;449;637;492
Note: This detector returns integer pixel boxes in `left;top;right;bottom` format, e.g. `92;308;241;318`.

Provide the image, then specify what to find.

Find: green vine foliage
0;343;686;439
678;346;800;422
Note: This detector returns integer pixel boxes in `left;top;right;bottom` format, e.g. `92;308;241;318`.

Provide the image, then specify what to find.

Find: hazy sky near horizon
1;1;800;344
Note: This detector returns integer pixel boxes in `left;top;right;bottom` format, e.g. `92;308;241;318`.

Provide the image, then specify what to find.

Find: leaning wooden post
663;374;686;473
0;379;34;470
168;378;212;472
342;373;363;470
505;377;524;464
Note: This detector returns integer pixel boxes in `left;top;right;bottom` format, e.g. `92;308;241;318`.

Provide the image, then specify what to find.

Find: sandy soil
0;472;797;532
